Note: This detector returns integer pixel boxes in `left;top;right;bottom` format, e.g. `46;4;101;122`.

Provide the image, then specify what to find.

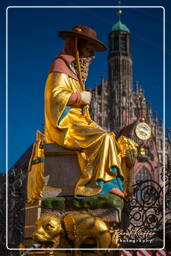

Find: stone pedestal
43;143;81;197
23;143;124;251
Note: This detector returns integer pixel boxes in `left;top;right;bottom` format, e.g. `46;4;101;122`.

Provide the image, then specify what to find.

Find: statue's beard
72;56;93;83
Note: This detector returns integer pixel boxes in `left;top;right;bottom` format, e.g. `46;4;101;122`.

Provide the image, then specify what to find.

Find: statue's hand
80;91;92;104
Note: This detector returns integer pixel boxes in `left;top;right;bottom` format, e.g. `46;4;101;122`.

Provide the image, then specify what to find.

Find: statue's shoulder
47;72;69;85
49;72;68;79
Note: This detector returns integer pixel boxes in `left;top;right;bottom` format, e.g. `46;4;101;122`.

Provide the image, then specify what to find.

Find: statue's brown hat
58;25;107;52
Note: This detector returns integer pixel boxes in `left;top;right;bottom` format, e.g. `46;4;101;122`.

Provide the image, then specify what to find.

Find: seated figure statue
42;25;137;199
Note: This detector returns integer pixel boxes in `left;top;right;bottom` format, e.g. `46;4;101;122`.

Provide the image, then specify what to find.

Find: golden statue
27;25;137;202
32;213;120;255
45;25;137;198
27;130;45;202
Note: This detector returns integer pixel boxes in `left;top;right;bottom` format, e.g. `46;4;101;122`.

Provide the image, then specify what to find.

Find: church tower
90;9;170;187
108;11;133;132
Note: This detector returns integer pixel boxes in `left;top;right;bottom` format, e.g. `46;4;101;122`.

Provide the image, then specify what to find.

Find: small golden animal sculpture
32;213;120;256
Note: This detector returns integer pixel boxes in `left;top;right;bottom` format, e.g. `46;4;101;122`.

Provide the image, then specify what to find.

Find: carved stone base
44;143;81;196
41;208;121;223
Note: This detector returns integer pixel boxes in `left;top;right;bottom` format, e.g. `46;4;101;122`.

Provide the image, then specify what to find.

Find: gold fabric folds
44;72;135;197
27;130;45;203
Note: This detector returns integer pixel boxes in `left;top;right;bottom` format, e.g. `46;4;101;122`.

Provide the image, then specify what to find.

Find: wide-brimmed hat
58;25;107;52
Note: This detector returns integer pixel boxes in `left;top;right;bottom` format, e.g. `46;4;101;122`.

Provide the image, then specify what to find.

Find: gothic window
120;36;127;52
117;59;120;73
113;36;119;51
127;60;131;75
122;59;125;74
122;91;126;107
135;167;152;201
135;167;152;183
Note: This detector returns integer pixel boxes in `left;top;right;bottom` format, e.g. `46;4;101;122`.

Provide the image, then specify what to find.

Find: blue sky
0;0;170;173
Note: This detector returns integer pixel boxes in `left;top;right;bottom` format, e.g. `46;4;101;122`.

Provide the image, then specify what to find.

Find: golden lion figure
32;213;119;255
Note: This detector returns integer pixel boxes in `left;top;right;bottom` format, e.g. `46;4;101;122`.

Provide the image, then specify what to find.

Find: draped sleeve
45;72;73;126
45;72;74;144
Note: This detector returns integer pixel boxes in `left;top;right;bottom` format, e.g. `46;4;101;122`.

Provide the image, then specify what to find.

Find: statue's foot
109;188;125;198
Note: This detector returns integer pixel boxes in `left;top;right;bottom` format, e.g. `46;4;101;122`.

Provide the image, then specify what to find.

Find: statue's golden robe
45;72;133;197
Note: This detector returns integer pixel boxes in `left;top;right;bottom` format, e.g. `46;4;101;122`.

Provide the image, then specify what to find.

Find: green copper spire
112;9;130;33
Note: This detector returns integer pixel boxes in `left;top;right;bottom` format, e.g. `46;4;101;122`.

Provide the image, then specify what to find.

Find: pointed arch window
120;35;127;52
135;167;152;183
122;91;126;106
135;167;152;202
113;36;119;51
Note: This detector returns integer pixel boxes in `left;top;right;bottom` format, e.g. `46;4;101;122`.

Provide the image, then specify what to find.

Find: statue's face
78;39;95;58
80;44;95;58
32;215;62;243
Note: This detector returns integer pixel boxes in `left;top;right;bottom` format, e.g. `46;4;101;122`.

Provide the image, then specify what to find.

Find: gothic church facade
90;19;171;185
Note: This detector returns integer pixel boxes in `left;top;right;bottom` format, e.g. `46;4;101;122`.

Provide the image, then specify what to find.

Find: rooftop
112;20;130;33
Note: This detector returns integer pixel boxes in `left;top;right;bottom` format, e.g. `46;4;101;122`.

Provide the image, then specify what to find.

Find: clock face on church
135;122;151;140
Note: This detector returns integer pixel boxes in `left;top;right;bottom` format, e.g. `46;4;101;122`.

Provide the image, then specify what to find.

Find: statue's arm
45;72;73;126
51;72;73;103
50;73;86;106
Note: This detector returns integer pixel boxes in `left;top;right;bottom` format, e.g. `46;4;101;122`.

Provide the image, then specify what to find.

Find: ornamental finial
117;0;123;21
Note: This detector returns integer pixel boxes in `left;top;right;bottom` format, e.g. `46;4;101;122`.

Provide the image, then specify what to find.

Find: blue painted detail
96;167;124;194
58;106;71;125
75;195;86;199
112;20;130;33
110;167;118;173
31;158;45;165
75;167;124;199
